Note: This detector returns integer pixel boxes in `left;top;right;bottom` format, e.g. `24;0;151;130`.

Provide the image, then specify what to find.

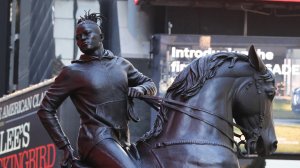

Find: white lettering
170;47;299;76
194;50;202;58
33;94;40;108
292;65;300;74
266;64;300;75
281;64;291;75
170;47;275;60
22;122;30;148
170;61;188;73
0;122;31;155
0;91;46;120
265;52;274;60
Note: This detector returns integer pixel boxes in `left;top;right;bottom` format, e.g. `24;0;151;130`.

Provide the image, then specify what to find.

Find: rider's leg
85;138;136;168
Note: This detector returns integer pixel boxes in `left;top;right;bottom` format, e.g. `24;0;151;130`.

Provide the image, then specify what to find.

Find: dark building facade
0;0;11;97
19;0;55;88
0;0;55;97
138;0;300;36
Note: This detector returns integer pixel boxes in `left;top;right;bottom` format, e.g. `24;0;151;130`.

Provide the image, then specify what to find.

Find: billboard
151;34;300;156
0;79;61;167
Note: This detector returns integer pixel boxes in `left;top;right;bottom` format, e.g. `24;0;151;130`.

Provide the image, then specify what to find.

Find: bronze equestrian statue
37;12;157;167
38;12;277;168
136;45;277;168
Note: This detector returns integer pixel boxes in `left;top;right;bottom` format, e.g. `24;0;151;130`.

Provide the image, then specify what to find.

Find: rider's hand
128;86;146;98
60;145;78;168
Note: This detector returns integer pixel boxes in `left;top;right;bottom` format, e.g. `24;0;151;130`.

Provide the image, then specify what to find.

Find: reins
139;95;254;156
142;95;250;132
140;95;253;135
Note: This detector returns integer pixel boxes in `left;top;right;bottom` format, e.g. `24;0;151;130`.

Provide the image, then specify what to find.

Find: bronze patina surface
37;12;157;168
38;12;277;168
136;46;277;168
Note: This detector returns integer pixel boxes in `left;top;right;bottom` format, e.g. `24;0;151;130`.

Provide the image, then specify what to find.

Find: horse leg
84;138;137;168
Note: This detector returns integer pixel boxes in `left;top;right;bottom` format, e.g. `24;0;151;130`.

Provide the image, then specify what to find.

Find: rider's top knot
77;10;104;27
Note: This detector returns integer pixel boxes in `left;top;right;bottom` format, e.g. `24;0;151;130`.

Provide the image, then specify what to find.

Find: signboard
0;79;61;167
152;34;300;156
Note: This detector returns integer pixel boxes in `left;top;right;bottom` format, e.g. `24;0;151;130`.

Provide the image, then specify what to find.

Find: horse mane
166;52;248;99
138;52;249;142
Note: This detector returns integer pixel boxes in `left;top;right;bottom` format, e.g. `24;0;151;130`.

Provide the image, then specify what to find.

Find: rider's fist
128;86;146;98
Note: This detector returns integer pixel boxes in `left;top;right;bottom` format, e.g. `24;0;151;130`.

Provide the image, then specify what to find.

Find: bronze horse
68;46;277;168
135;46;277;168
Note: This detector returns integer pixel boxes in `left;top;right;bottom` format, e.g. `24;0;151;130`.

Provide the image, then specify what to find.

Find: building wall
101;0;121;55
28;0;56;84
18;0;55;89
117;0;155;58
248;12;300;36
165;7;244;35
53;0;100;66
18;0;31;89
0;0;11;97
53;0;75;65
158;6;300;37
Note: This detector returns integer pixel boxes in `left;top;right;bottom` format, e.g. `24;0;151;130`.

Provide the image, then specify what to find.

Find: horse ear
248;45;265;72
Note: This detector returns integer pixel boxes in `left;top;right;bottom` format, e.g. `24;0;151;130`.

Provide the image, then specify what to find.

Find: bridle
236;73;269;156
139;73;269;157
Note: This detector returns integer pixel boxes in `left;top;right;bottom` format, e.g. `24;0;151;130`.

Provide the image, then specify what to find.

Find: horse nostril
272;140;278;150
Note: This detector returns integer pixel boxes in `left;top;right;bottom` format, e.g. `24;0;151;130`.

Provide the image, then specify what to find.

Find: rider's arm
37;66;76;149
125;59;157;96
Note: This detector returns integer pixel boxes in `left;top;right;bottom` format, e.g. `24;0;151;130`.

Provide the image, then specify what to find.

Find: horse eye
266;90;275;98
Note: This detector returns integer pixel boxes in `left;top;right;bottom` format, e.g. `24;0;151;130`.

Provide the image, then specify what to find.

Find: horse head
233;45;277;156
136;46;277;167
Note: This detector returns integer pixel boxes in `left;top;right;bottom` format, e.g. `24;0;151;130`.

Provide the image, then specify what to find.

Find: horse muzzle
256;136;278;156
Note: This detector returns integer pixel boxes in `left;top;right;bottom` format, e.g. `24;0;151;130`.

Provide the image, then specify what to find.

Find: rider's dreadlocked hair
77;10;104;27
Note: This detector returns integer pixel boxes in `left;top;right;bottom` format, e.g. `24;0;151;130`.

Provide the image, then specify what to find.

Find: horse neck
159;77;236;145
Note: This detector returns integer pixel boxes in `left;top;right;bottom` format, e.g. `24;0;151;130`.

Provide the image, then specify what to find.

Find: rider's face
76;23;103;54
